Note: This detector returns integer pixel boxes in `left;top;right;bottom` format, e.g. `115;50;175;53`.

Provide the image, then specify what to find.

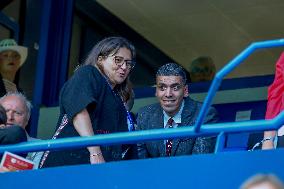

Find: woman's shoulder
72;65;102;80
60;65;100;91
75;65;99;74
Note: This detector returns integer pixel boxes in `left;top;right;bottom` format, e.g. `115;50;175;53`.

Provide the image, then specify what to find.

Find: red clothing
265;52;284;119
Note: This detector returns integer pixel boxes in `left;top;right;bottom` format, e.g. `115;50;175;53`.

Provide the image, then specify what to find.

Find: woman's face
99;47;133;87
0;50;21;74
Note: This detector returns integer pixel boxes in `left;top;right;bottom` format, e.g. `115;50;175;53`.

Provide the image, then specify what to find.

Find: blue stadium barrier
0;110;284;155
1;149;284;189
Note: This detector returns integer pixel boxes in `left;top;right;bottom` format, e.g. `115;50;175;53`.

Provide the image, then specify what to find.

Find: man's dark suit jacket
136;97;219;158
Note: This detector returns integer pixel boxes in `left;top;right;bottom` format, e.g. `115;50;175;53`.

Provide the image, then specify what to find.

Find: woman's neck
1;72;16;82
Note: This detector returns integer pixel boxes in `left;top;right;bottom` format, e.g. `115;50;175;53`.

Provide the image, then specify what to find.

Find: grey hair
240;174;284;189
156;63;187;85
0;92;32;120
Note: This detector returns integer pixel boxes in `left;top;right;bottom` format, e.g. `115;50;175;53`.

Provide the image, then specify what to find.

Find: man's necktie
166;118;174;156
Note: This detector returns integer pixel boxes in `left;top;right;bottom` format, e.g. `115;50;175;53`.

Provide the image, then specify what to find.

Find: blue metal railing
0;39;284;155
194;38;284;132
1;111;284;154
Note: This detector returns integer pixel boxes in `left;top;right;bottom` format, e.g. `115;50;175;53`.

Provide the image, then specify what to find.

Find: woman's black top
42;65;128;168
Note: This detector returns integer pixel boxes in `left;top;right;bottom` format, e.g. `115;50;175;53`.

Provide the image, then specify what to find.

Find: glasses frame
112;55;136;70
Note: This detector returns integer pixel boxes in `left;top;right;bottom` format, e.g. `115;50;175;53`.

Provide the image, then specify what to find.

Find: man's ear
184;85;189;97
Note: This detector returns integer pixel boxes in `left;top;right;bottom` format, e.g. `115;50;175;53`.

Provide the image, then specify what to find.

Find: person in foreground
136;63;218;158
40;36;136;168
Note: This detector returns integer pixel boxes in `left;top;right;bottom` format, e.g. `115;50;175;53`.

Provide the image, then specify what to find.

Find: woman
0;39;28;96
40;37;136;168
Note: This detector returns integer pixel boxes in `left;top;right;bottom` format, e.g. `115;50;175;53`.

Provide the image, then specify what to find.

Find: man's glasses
113;56;136;70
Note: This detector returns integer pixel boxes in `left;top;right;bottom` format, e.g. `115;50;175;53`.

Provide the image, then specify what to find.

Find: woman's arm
73;108;105;164
262;130;276;150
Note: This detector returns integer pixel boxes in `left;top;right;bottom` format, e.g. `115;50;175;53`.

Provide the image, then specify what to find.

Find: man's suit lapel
151;106;166;157
171;98;196;155
181;98;197;126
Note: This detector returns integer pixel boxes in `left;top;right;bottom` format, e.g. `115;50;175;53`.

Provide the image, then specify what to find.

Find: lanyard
126;109;135;131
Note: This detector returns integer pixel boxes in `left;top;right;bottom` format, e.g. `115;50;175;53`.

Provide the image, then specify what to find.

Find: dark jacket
136;97;218;158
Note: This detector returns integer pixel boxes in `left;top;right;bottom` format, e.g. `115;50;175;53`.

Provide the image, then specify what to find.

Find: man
0;103;27;152
136;63;218;158
0;92;42;168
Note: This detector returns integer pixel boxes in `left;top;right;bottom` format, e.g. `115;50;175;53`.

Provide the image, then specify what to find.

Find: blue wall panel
0;149;283;189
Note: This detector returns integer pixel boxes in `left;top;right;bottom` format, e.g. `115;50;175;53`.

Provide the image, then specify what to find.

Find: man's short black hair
156;63;187;85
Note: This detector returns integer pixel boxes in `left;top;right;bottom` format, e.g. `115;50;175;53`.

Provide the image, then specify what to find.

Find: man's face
156;76;188;117
0;95;28;129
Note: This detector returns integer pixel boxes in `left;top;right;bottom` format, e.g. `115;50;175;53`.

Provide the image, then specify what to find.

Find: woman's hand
90;152;105;164
73;109;106;164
